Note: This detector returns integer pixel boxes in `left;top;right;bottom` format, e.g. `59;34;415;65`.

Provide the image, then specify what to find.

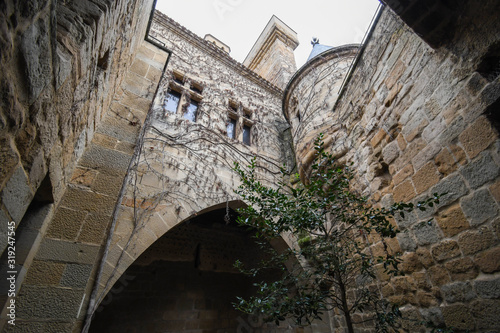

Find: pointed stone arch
87;202;308;332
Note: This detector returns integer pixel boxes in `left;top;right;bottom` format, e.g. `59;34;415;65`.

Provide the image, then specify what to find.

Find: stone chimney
243;15;299;90
204;34;231;54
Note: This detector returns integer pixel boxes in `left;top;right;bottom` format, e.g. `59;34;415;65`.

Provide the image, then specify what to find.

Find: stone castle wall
286;6;500;332
0;0;159;331
86;12;304;331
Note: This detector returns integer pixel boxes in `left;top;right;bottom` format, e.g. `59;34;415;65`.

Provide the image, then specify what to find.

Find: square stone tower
243;15;299;90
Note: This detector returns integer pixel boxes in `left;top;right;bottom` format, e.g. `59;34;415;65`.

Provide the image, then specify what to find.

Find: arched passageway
89;208;303;332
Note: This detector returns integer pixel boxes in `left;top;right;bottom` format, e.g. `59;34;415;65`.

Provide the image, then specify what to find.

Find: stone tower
243;15;299;90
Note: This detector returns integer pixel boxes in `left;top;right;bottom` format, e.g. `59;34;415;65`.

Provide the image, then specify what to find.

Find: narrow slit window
243;125;251;145
227;118;237;139
164;90;181;114
184;99;198;122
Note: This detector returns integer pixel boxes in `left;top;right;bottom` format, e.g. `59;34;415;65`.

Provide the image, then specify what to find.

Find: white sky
154;0;381;68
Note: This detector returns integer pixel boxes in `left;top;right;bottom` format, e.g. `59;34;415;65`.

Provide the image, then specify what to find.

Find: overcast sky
154;0;381;68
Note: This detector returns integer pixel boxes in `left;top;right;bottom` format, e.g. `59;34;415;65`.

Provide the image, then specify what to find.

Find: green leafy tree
233;134;442;332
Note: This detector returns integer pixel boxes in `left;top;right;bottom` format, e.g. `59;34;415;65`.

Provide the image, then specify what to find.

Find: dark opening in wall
477;42;500;82
97;49;110;71
484;96;500;134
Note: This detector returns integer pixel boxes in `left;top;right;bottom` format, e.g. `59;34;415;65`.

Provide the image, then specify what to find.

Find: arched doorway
89;208;304;332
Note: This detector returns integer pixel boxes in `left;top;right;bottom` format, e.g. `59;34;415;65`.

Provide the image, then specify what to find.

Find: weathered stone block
129;59;149;77
401;252;423;273
16;286;83;319
441;281;476;303
70;167;98;187
397;231;417;252
459;116;496;159
56;44;72;89
60;186;117;216
1;165;34;223
416;291;439;308
435;204;469;237
412;220;441;246
60;264;93;288
460;189;498;226
442;304;475;331
20;15;52;104
394;209;418;229
412;141;441;171
470;299;500;330
92;133;117;150
146;65;162;82
422;116;446;144
474;246;500;273
46;207;87;240
36;238;99;264
444;257;478;281
393;179;416;202
438;116;466;146
402;110;429;142
434;148;457;177
412;161;440;194
78;144;132;176
416;247;434;268
460;151;500;190
393;163;413;186
92;172;126;197
458;226;494;255
77;213;110;245
474;277;500;299
24;260;65;285
431;240;460;262
431;173;468;209
382;140;400;164
428;265;450;287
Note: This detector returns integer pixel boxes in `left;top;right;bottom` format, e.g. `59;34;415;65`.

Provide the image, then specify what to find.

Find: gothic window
227;101;254;146
164;90;181;114
162;71;203;122
242;124;251;145
183;99;198;122
227;117;237;139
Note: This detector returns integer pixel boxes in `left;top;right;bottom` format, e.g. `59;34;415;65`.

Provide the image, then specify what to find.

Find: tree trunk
336;272;354;333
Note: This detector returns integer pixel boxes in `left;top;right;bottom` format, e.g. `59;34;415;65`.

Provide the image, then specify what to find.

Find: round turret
283;44;359;181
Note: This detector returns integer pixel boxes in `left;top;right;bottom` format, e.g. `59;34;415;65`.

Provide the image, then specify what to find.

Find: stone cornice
152;10;282;97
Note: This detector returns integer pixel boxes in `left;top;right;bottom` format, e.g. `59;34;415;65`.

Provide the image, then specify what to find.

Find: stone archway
88;207;306;332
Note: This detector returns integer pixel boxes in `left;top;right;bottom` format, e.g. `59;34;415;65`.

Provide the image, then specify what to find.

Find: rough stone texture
441;281;476;303
474;277;500;299
60;264;93;288
442;304;475;331
24;260;65;286
470;299;500;330
474;246;500;273
461;189;498;226
460;151;500;189
459;116;496;159
1;166;33;223
457;226;495;255
431;240;460;262
435;204;470;237
16;286;83;320
36;239;100;264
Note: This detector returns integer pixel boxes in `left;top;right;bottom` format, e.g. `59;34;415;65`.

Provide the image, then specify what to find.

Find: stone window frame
226;100;255;146
163;71;203;122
